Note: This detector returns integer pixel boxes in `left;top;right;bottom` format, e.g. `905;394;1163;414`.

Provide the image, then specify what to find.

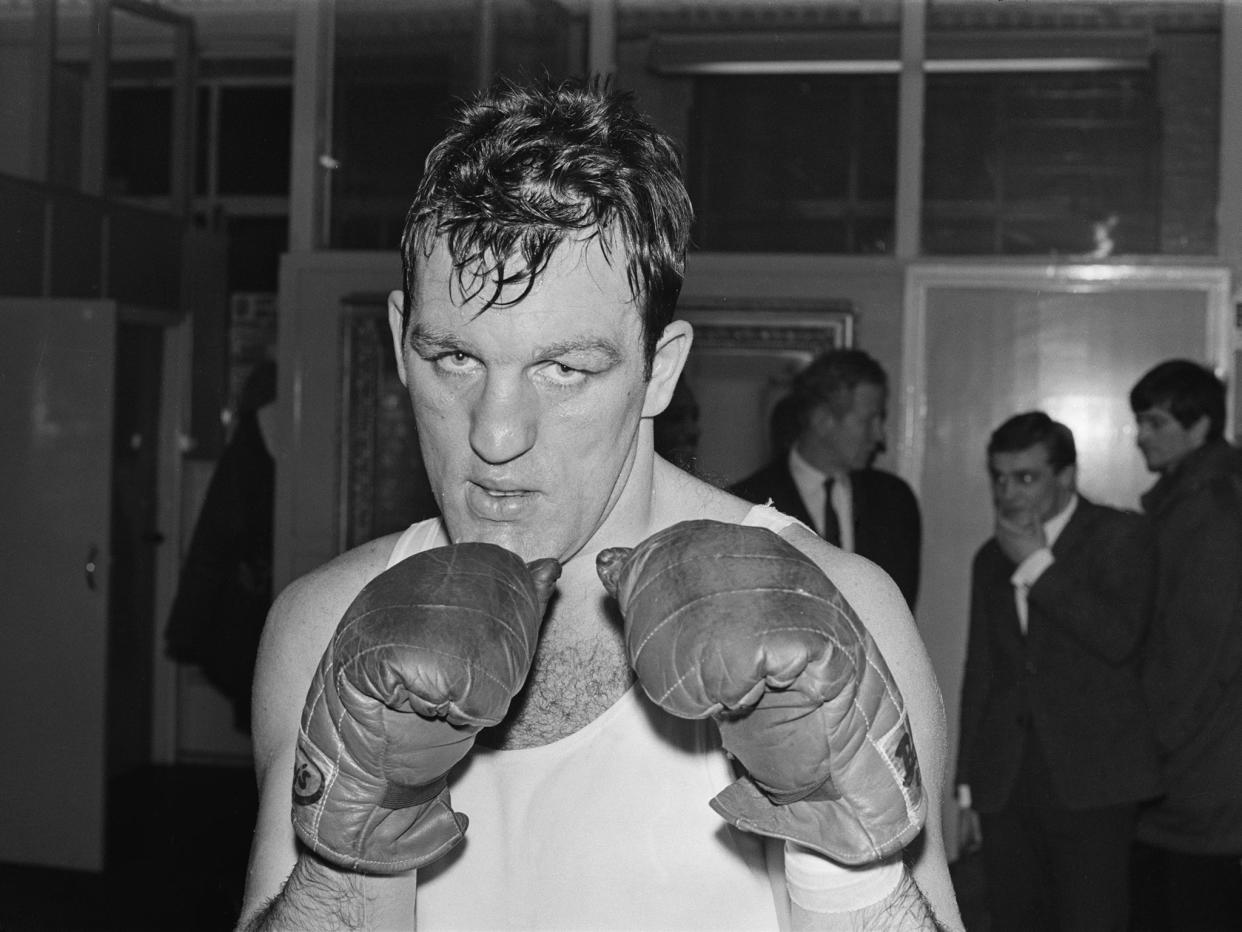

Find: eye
537;361;589;388
431;350;480;375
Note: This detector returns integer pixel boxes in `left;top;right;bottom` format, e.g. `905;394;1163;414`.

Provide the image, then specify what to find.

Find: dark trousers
979;736;1137;932
1130;841;1242;932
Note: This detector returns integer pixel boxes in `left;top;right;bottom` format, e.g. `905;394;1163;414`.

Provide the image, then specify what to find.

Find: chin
445;517;562;563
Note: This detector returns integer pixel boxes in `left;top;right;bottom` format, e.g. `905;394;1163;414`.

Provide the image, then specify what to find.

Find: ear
1188;414;1211;448
806;402;835;437
642;319;693;417
1057;463;1077;493
387;289;410;387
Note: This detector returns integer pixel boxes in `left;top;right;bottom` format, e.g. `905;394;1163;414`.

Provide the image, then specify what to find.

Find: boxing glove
596;519;924;866
292;542;561;873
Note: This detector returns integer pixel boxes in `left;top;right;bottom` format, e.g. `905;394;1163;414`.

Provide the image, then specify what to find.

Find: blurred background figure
165;358;277;734
956;411;1158;932
730;349;921;610
1127;360;1242;932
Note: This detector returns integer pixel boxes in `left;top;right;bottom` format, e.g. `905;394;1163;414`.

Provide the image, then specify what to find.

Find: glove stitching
844;702;921;852
341;795;461;871
791;591;905;712
305;666;351;850
340;642;513;707
631;584;837;666
624;551;807;611
336;601;528;648
647;621;864;709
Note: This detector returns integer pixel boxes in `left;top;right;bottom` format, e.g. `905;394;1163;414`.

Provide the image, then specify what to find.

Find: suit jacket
955;497;1161;813
1136;440;1242;852
729;459;921;609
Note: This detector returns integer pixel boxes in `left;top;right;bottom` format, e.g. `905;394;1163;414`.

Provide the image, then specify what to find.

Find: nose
872;421;888;451
469;374;538;465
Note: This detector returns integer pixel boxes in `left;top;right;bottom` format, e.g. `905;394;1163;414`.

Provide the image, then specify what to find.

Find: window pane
107;87;171;197
923;71;1160;256
226;216;288;293
690;75;897;254
195;85;210;196
217;86;292;195
330;77;453;250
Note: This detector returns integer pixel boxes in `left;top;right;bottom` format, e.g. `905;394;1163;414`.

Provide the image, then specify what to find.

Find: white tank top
386;507;798;931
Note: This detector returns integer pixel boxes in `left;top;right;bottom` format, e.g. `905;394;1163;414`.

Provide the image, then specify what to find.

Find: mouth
464;480;538;521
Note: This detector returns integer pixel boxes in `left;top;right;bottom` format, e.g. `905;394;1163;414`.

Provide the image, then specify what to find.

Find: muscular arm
778;522;963;932
235;544;417;932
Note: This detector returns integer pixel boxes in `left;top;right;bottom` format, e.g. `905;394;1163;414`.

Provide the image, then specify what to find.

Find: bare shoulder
780;524;910;629
241;534;403;920
776;521;942;729
252;535;400;770
651;460;753;527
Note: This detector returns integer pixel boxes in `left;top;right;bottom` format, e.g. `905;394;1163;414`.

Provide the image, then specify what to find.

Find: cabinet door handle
85;545;99;591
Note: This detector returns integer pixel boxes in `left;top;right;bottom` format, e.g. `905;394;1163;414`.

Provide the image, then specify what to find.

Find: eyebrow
537;337;623;365
408;323;465;352
408;325;623;365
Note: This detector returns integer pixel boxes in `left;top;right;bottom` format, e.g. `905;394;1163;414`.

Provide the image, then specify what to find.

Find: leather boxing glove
596;519;924;866
292;542;561;873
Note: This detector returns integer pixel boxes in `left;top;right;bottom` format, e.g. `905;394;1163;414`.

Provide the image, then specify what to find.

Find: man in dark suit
730;348;921;609
956;411;1160;932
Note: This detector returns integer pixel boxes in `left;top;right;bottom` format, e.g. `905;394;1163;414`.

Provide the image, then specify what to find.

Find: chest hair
479;607;635;750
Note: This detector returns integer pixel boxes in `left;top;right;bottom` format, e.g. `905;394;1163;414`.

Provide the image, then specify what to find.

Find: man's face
988;444;1074;523
1134;404;1209;474
816;382;888;472
390;237;679;562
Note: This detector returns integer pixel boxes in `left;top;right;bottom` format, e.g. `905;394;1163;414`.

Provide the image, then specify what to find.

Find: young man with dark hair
1128;360;1242;931
957;411;1159;931
236;79;959;931
731;349;923;611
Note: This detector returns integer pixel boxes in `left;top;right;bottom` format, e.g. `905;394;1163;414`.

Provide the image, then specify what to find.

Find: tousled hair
398;76;693;373
1129;359;1226;442
788;349;888;430
987;411;1077;472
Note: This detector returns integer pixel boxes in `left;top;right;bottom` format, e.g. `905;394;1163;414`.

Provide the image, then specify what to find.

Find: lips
465;480;537;521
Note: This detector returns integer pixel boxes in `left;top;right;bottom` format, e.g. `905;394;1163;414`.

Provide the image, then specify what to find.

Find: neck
567;428;661;571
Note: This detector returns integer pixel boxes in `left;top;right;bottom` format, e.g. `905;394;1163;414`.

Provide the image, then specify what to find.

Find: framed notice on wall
339;294;439;551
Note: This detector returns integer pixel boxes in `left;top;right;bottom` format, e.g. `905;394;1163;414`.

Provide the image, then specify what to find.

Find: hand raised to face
994;506;1047;565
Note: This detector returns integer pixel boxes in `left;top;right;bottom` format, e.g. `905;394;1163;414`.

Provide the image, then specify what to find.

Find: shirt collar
788;445;848;485
1044;493;1078;548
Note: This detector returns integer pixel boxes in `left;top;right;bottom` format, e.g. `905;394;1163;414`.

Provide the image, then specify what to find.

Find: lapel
1024;496;1094;648
774;461;815;528
1049;496;1095;561
990;545;1027;646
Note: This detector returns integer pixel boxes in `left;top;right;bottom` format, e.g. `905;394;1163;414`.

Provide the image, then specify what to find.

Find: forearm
789;861;942;931
238;853;414;932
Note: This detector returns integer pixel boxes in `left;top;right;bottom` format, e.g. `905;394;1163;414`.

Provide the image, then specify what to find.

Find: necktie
822;477;842;546
1013;581;1030;635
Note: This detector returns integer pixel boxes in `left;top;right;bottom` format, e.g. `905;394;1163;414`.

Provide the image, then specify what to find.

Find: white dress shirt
1009;494;1077;635
788;447;855;552
958;494;1078;810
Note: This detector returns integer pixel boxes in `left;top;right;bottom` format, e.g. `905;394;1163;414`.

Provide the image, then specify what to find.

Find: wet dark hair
788;349;888;429
399;76;693;373
1129;359;1226;442
987;411;1077;472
